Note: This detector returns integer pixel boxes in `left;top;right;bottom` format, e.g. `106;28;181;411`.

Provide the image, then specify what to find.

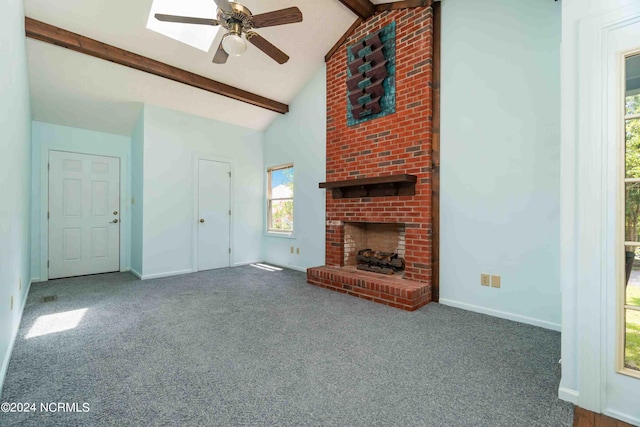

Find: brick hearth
307;266;431;311
308;6;435;311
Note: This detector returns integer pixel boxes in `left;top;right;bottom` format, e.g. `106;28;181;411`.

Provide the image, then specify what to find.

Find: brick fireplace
307;6;434;311
343;222;405;268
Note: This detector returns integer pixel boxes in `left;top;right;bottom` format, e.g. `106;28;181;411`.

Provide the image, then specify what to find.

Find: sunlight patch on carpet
25;308;88;339
250;263;283;272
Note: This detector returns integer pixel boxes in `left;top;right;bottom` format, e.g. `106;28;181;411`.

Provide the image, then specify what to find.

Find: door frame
40;149;130;281
569;3;640;423
191;154;234;272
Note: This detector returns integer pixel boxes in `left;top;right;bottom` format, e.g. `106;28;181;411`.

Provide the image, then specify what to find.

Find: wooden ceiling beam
375;0;433;12
337;0;376;20
24;17;289;114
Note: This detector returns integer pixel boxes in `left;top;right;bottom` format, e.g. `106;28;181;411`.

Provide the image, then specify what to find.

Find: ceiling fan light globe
222;34;247;56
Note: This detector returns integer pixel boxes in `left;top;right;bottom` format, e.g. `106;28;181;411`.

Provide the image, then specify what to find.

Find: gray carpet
0;265;573;426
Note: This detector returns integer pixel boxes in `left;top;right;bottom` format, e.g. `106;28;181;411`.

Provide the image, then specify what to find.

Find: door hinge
47;163;50;171
228;172;231;178
228;210;231;216
228;248;231;254
47;211;50;220
47;260;50;268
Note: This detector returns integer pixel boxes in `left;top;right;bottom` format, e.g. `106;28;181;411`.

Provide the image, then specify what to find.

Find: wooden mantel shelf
319;174;417;199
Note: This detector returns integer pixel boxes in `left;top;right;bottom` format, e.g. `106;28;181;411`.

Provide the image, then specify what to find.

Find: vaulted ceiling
23;0;415;135
24;0;360;134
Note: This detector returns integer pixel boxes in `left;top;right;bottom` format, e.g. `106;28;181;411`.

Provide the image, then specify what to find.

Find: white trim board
602;409;640;427
235;261;307;273
558;386;579;405
139;269;194;280
439;298;561;331
233;260;263;267
0;280;32;396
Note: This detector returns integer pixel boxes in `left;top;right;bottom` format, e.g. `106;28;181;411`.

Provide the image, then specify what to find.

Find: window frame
619;52;640;379
266;163;294;235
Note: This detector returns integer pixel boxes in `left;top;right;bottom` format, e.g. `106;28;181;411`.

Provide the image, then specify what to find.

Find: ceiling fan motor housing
217;2;253;32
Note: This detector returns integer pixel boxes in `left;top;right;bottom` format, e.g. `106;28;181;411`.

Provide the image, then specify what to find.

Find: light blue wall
262;67;327;271
31;121;132;281
439;0;561;329
0;0;32;393
140;105;264;278
130;111;144;276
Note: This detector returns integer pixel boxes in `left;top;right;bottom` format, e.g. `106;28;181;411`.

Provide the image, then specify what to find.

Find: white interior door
197;159;231;271
49;151;120;279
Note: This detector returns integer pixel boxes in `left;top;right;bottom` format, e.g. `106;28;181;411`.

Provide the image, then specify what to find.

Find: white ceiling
23;0;356;134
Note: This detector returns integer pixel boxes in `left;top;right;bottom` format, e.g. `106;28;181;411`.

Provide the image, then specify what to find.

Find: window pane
626;54;640;115
625;309;640;371
269;199;293;231
628;250;640;304
626;118;640;178
625;182;640;242
271;167;294;198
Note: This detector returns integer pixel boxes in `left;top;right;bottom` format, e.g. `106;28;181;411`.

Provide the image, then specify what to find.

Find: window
267;164;294;233
622;53;640;374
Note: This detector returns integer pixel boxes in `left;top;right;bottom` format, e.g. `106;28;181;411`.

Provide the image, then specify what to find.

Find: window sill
618;367;640;380
265;231;295;239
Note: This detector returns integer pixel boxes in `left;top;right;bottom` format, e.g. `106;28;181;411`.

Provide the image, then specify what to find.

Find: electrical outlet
481;274;490;286
296;248;300;255
290;246;294;254
491;275;501;288
10;295;14;311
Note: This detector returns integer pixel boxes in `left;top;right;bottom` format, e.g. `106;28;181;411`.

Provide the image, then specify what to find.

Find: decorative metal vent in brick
346;21;396;126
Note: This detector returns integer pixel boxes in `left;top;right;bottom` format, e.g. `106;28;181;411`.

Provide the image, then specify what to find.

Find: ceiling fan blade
251;7;303;29
213;0;234;14
212;40;229;64
246;32;289;64
155;14;219;26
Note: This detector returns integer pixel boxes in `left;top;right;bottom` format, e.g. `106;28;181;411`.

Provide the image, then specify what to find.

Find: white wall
439;0;562;331
130;111;144;277
31;121;132;281
0;0;32;393
262;67;327;271
140;104;263;278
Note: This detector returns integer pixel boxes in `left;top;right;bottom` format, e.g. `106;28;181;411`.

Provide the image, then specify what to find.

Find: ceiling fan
155;0;303;65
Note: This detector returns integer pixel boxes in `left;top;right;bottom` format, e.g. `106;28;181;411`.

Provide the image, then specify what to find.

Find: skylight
146;0;223;52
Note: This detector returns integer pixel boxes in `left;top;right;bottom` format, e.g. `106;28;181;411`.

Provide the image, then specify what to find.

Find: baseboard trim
283;265;307;273
235;261;306;273
233;260;262;267
0;279;32;396
602;409;640;426
30;277;40;283
260;262;307;273
140;269;193;280
439;298;561;331
558;386;579;404
130;268;142;279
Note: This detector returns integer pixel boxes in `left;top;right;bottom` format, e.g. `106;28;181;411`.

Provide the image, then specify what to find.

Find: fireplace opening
344;222;405;276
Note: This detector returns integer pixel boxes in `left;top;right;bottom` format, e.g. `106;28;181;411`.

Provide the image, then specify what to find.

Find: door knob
200;219;205;223
111;219;119;223
113;210;118;215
